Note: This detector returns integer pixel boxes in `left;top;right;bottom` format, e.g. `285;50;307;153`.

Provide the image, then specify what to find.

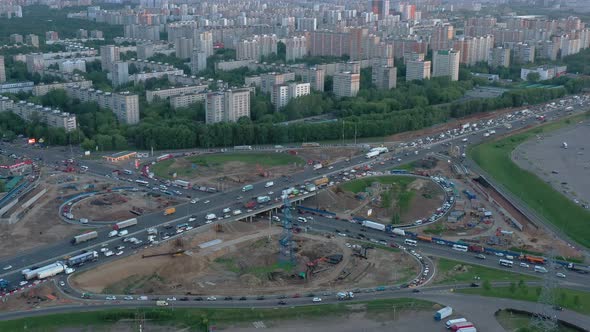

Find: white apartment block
205;88;251;124
170;93;207;109
65;86;140;125
110;61;129;87
296;17;317;32
146;85;208;103
406;60;431;81
236;34;278;61
100;45;120;71
432;49;460;81
0;97;77;132
260;72;296;94
333;72;360;98
0;56;5;83
295;67;325;91
271;82;311;110
58;59;86;74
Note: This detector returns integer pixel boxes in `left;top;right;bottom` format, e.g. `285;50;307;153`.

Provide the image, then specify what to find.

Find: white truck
108;230;118;237
361;220;386;232
336;291;354;300
23;262;66;280
390;228;405;236
113;218;138;231
365;150;380;159
313;163;323;170
206;213;216;221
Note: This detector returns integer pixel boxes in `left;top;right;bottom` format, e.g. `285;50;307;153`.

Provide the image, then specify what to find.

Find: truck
451;322;474;332
361;220;386;231
336;291;354;300
244;201;257;209
313;163;323;170
417;235;433;242
365;150;380;159
164;207;176;216
67;251;98;266
147;227;158;235
173;179;190;189
434;306;453;321
113;218;138;230
156;300;169;306
205;213;216;221
71;231;98;245
242;184;254;192
389;228;406;236
567;263;590;274
24;262;66;280
256;196;271;204
314;177;329;187
305;183;316;192
108;230;118;237
468;245;485;253
156;154;173;162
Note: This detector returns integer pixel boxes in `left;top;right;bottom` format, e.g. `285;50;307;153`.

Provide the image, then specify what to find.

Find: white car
124;295;134;300
104;251;114;257
206;296;217;301
19;281;28;286
188;217;196;222
116;251;124;256
556;272;566;278
59;281;65;287
268;191;274;195
2;265;12;270
204;200;210;204
106;296;117;300
166;297;177;301
190;199;198;204
519;263;530;268
312;297;322;302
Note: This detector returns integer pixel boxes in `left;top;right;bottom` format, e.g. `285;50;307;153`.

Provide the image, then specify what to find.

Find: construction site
151;148;361;190
71;220;419;296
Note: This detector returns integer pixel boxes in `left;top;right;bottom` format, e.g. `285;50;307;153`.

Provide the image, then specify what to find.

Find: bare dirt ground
72;192;179;222
0;282;78;312
305;178;445;225
71;221;418;296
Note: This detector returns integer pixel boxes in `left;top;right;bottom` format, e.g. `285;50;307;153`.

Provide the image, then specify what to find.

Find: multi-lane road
1;94;589;310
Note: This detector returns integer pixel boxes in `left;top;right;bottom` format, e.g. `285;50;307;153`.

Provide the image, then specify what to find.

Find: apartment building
432;49;460;81
260;72;296;94
271;82;311;110
110;61;130;87
65;86;140;124
0;97;77;132
33;80;93;96
191;50;207;74
100;45;120;71
237;34;278;61
170;93;207;109
406;60;431;81
488;47;511;67
25;54;45;73
205;88;251;124
0;56;5;83
146;85;208;103
296;67;325;92
285;35;308;62
333;72;360;98
59;59;86;74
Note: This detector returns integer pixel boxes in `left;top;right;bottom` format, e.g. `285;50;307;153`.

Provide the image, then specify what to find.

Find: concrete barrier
21;188;47;209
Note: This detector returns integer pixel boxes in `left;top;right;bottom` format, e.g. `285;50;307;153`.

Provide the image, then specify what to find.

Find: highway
1;94;589;304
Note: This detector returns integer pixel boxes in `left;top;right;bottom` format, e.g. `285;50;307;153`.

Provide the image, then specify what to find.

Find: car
206;296;217;301
116;245;125;250
257;296;265;300
2;265;12;270
190;199;198;204
278;300;287;305
106;296;117;300
167;297;177;301
412;289;420;293
224;296;233;301
470;283;480;287
292;293;301;298
519;263;530;268
494;252;504;257
475;254;486;259
19;281;28;286
204;200;210;204
194;297;204;301
556;272;566;278
59;281;65;287
123;295;134;300
179;297;189;301
553;305;563;311
239;297;247;301
116;251;124;256
188;217;196;222
312;297;322;302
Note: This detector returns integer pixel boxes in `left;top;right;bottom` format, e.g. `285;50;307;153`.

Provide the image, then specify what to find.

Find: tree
526;72;541;82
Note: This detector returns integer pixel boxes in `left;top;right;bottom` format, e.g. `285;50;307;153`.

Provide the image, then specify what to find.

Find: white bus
445;318;467;329
404;239;417;247
452;244;468;252
499;259;513;268
135;179;149;186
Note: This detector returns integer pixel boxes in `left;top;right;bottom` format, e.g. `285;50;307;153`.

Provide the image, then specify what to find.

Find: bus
135;179;149;186
452;244;468;252
404;239;417;247
499;259;513;268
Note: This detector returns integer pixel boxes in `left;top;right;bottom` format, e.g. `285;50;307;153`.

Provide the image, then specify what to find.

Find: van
156;300;169;306
446;318;467;329
534;266;548;273
232;210;242;216
118;230;129;237
205;213;216;221
222;207;231;214
108;230;118;237
506;255;514;260
265;181;274;188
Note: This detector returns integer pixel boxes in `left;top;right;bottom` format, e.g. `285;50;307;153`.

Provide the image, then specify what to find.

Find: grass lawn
434;258;539;285
151;153;303;179
495;309;580;332
0;298;436;332
468;112;590;248
458;286;590;316
340;175;416;194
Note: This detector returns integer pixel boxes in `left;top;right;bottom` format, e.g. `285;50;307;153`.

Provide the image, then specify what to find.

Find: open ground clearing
309;175;445;225
71;221;419;296
0;298;437;332
469;112;590;249
0;282;77;313
73;191;179;222
433;258;538;285
458;286;590;316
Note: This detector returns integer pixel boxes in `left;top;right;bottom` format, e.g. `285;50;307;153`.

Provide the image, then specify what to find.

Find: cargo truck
71;231;98;245
242;184;254;192
67;251;98;266
451;322;474;332
24;262;66;280
244;201;257;209
417;235;433;242
164;207;176;216
113;218;138;230
456;327;476;332
365;150;380;159
257;196;271;204
361;220;386;231
147;227;158;235
468;245;485;253
314;177;329;186
336;291;354;300
173;179;190;189
156;300;169;306
434;306;453;321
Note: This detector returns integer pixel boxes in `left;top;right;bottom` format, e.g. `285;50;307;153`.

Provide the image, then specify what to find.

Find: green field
0;298;435;332
340;175;415;194
458;286;590;316
151;153;303;179
468;113;590;249
495;309;580;332
434;258;538;285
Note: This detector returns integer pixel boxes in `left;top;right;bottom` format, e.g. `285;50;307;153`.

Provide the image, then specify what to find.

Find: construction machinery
306;257;328;279
257;164;271;177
